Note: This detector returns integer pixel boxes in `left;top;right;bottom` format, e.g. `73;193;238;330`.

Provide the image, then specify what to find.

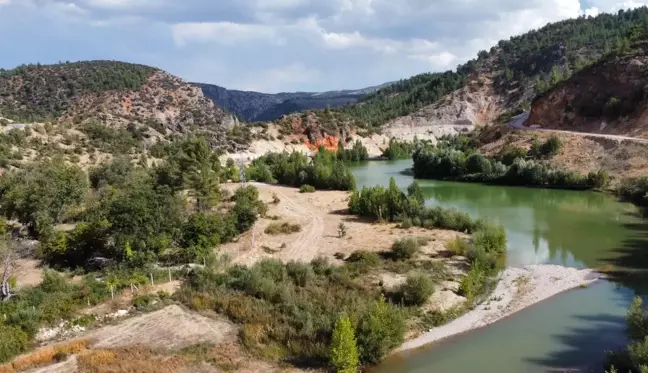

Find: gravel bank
398;264;600;351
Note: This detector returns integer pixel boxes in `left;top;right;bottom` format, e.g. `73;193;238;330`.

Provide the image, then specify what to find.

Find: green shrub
356;296;405;364
446;236;471;256
0;324;29;362
346;251;381;267
390;238;420;260
264;222;302;235
458;265;486;300
588;169;610;189
299;184;316;193
499;146;528;165
472;223;507;255
397;275;434;306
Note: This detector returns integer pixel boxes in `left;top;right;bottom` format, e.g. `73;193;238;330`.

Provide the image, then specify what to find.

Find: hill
197;82;393;122
284;7;648;137
0;61;238;151
527;41;648;138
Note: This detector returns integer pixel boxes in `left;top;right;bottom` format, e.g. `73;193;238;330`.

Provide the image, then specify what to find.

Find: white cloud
172;22;280;46
2;0;648;92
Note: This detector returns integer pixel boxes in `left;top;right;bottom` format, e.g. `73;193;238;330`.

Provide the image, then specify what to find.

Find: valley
4;6;648;373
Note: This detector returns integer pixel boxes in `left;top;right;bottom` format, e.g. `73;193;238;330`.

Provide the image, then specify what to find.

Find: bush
397;275;434;306
299;184;316;193
356;297;405;364
472;223;507;255
0;325;28;362
458;265;486;300
498;146;528;165
264;222;302;235
390;238;420;260
446;236;470;256
588;169;610;189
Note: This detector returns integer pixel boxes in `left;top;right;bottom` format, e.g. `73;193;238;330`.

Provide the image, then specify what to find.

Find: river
350;159;644;373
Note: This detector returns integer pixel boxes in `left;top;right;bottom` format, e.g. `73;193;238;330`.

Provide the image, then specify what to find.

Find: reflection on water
351;160;643;373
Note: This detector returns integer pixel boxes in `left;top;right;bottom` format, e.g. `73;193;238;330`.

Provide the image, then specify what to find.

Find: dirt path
220;183;462;266
508;112;648;144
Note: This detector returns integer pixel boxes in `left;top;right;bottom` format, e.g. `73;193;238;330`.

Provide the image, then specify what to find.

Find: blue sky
0;0;644;93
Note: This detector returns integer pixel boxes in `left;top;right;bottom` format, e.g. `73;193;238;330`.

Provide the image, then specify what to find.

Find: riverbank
398;264;600;352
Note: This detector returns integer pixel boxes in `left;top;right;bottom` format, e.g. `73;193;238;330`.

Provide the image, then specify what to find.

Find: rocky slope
527;44;648;139
0;61;237;150
197;82;393;122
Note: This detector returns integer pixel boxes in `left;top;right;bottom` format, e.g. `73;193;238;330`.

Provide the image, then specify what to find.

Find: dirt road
507;112;648;144
219;183;463;266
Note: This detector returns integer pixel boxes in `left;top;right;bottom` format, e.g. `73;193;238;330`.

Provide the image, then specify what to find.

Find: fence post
150;273;154;286
168;268;172;282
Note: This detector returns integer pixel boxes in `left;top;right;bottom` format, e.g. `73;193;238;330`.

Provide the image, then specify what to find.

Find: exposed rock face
527;49;648;138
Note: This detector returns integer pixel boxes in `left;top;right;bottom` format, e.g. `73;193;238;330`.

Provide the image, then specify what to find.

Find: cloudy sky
0;0;645;93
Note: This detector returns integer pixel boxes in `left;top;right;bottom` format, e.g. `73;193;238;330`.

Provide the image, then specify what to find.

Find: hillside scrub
246;147;355;191
177;257;407;368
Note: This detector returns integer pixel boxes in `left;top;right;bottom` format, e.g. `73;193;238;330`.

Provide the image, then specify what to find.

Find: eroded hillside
0;61;238;151
528;44;648;139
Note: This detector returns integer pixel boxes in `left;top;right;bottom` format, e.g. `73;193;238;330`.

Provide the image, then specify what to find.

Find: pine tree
330;314;359;373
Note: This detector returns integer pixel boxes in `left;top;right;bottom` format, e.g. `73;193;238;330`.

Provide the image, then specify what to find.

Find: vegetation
390;238;421;260
382;139;418;160
396;275;434;307
606;296;648;372
264;222;302;235
412;139;597;190
330;315;360;373
0;61;156;121
338;140;369;162
246;148;355;191
300;184;316;193
617;176;648;206
177;257;406;368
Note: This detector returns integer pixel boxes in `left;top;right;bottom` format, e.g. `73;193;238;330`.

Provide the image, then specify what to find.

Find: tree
0;159;88;236
330;314;359;373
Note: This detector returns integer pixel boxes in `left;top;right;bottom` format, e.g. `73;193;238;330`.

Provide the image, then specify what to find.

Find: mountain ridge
196;81;394;122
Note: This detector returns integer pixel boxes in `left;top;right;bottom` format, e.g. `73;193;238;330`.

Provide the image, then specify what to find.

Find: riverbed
351;159;642;373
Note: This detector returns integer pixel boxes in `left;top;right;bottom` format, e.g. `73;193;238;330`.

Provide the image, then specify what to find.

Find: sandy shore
398;264;600;352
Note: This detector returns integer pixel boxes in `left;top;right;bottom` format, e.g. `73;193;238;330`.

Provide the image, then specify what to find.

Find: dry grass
77;347;185;373
6;340;89;372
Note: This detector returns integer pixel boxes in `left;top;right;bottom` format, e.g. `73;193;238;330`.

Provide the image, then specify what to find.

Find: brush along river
350;159;640;373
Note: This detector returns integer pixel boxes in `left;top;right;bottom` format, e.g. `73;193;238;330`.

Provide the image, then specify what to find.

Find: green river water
350;160;645;373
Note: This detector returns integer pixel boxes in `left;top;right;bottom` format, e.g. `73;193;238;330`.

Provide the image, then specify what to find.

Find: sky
0;0;646;93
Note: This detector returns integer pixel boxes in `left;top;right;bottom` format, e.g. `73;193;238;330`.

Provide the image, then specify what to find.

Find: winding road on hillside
506;112;648;144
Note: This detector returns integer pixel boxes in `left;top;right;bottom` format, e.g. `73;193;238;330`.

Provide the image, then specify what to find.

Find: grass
446;236;470;256
264;222;302;235
0;340;89;372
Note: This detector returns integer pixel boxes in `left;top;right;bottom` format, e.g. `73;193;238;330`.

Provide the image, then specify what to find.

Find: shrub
330;315;359;373
540;135;562;158
264;222;302;235
446;236;471;256
0;325;28;363
299;184;316;193
356;297;405;364
397;275;434;306
588;169;610;189
472;223;507;255
466;153;492;174
390;238;420;260
499;146;527;165
458;265;486;300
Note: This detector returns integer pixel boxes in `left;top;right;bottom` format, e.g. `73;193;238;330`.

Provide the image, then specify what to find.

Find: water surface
350;160;644;373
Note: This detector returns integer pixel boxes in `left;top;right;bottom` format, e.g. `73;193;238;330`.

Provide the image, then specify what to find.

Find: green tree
0;159;88;235
330;314;359;373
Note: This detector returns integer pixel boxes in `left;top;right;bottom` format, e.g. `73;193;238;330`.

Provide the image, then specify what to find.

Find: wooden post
168;268;172;282
150;273;154;286
110;286;114;300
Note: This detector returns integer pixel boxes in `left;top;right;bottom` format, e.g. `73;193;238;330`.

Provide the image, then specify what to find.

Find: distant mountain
196;82;394;122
